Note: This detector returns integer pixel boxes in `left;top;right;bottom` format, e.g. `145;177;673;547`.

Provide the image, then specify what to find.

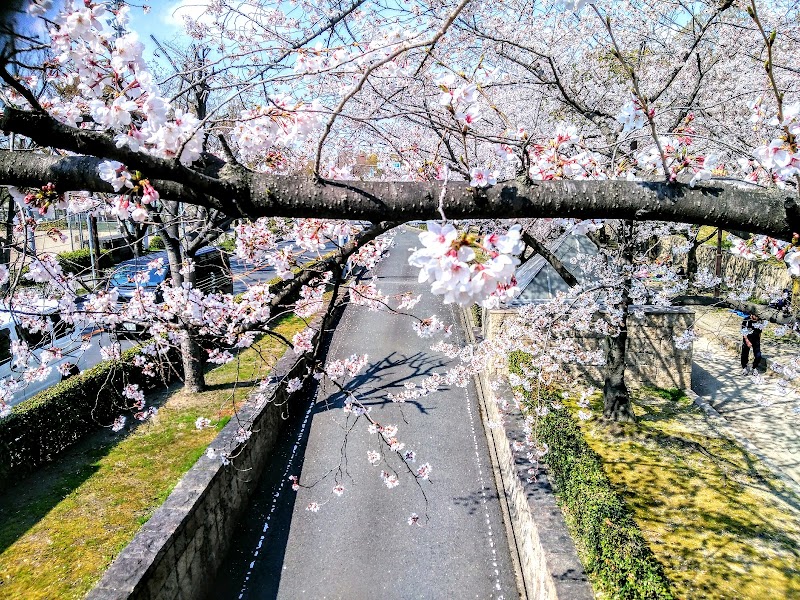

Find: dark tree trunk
162;215;206;392
686;242;699;281
162;227;184;288
0;116;797;243
603;303;635;422
88;214;101;271
686;227;717;284
602;221;635;422
180;331;205;393
1;188;12;264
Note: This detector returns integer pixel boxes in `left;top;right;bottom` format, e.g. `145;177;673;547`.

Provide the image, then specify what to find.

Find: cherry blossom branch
593;6;671;181
0;147;796;239
647;2;731;105
312;0;472;175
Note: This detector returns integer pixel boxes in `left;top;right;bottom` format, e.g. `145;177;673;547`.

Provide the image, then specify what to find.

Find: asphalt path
212;229;518;600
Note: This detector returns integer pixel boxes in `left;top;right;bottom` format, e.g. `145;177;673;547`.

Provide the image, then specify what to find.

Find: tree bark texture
522;232;578;287
603;325;635;422
162;224;208;391
180;332;205;393
686;243;699;281
0;108;797;239
603;223;635;422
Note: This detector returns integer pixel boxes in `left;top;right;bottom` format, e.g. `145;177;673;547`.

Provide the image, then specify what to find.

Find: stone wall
694;245;790;298
484;305;694;390
462;308;593;600
660;235;791;297
481;378;594;600
87;324;319;600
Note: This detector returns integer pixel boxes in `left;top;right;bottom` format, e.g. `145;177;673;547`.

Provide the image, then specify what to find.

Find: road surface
212;228;519;599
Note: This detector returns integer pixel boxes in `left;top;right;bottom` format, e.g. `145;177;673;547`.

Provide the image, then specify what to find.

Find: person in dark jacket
741;313;763;375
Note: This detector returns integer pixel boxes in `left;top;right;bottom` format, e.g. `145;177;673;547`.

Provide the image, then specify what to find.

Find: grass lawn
573;388;800;599
0;314;307;599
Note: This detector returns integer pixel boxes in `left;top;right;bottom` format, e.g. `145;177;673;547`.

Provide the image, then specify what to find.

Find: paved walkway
212;229;518;599
692;307;800;489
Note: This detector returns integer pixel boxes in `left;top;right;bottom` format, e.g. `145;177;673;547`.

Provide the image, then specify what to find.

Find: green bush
39;218;68;231
470;304;482;327
216;235;236;253
0;346;180;479
510;358;674;599
148;235;165;250
538;411;673;599
56;248;111;275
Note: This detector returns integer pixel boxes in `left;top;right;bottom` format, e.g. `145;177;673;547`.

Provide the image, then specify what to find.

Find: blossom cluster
408;222;523;306
231;98;324;163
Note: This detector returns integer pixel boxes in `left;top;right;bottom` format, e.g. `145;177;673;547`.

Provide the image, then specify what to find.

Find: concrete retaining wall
87;327;318;600
463;309;593;600
694;245;790;297
660;236;791;297
481;378;594;600
484;306;694;390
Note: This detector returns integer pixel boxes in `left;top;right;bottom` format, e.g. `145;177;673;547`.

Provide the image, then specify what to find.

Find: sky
127;1;196;63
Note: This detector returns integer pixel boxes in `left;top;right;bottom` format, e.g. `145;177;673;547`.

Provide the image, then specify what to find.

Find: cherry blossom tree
0;0;798;504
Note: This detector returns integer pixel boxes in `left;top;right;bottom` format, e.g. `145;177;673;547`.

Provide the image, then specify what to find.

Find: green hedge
56;248;112;275
470;304;482;328
40;218;68;230
0;346;180;479
216;236;235;253
537;410;674;599
148;235;165;250
510;358;673;599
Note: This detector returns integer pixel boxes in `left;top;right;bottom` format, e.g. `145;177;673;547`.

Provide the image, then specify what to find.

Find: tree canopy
0;0;799;480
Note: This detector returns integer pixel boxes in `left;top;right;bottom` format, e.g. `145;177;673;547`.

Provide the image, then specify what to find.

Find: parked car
108;246;233;336
0;299;91;408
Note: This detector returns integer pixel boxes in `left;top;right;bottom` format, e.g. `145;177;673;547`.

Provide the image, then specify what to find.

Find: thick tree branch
0;148;795;240
0;107;234;199
269;221;399;309
673;294;792;325
0;150;223;210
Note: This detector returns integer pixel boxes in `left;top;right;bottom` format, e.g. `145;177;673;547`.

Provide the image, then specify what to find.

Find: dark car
108;246;233;336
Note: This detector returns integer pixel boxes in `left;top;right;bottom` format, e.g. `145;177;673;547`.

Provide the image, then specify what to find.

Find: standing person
741;313;764;375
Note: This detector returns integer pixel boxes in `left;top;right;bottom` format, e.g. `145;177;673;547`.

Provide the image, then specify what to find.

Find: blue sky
126;1;192;62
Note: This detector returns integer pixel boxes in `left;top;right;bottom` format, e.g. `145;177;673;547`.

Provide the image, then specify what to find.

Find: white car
0;300;131;410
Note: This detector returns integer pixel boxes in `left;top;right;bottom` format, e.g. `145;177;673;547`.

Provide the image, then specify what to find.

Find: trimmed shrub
470;304;482;328
538;410;674;599
148;235;165;250
39;218;68;231
0;346;180;479
216;235;236;253
56;248;111;275
509;357;674;599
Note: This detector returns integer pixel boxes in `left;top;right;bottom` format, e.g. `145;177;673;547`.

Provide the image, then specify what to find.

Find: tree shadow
452;486;501;516
587;391;800;595
313;350;450;415
0;377;180;555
